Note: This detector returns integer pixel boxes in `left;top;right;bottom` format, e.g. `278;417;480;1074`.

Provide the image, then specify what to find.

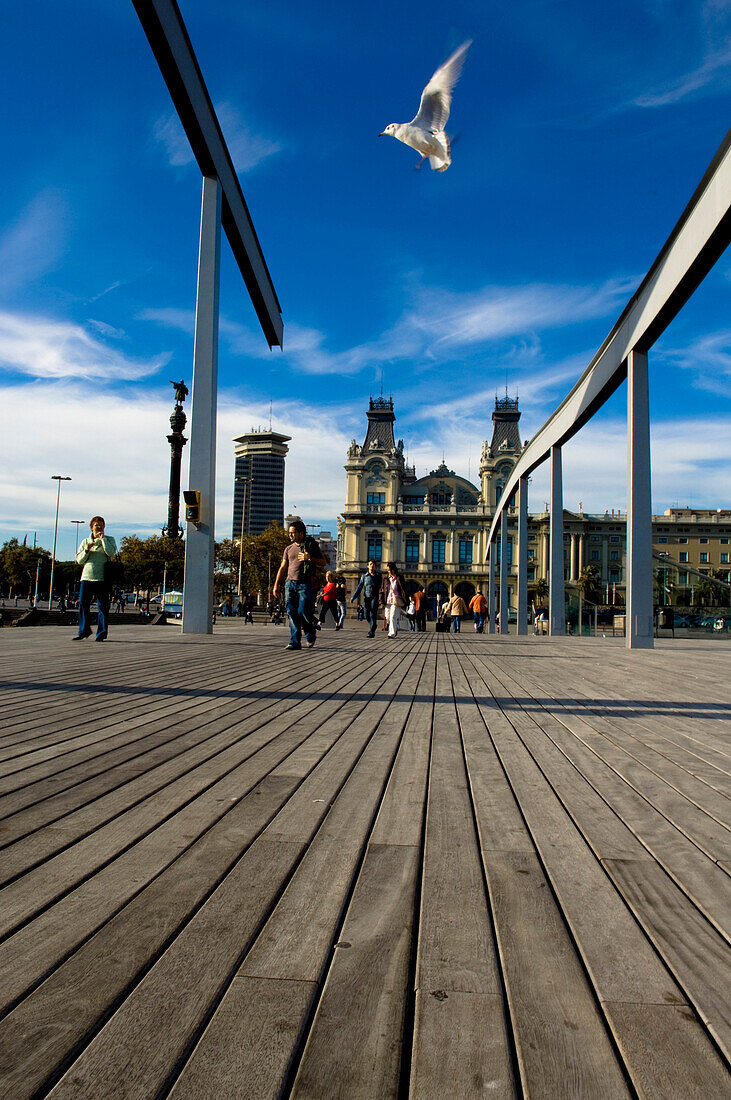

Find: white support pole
500;509;509;634
549;445;565;635
182;176;222;635
488;542;496;634
626;348;654;649
517;477;528;635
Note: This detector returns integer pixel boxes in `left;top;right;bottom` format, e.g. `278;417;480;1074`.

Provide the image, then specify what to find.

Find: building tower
163;379;188;539
232;428;291;537
479;394;523;510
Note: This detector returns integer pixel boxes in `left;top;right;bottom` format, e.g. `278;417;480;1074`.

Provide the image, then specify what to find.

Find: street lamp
235;474;253;600
71;520;85;555
49;476;72;609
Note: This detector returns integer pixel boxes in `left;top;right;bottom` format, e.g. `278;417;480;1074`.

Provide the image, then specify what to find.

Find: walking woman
74;516;117;641
380;562;408;637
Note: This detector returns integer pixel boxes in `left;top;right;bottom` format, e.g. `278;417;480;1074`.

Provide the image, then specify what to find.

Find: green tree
0;539;51;599
119;535;185;605
215;524;290;601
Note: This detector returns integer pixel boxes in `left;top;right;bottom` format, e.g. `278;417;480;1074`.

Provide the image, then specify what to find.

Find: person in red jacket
318;571;340;629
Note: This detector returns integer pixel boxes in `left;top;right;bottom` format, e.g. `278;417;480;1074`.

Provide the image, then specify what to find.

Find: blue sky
1;0;729;559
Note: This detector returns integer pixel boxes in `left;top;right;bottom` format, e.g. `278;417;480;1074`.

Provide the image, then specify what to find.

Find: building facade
337;398;731;608
232;429;291;538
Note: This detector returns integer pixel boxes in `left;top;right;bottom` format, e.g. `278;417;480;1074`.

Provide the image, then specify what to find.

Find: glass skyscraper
232;429;291;538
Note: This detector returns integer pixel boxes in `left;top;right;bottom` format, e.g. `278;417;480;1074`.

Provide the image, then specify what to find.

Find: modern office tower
232;428;291;538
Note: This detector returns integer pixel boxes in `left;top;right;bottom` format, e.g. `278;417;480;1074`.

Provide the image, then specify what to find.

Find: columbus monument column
163;379;188;540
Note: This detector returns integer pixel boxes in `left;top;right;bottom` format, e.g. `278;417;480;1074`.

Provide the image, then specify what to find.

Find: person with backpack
272;520;327;650
469;587;488;633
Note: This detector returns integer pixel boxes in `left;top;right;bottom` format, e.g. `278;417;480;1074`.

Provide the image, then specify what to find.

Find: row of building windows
367;535;476;565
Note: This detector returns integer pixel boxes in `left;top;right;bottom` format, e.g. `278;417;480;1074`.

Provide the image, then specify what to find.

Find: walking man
413;584;427;632
351;559;382;638
272;520;326;650
469;587;488;633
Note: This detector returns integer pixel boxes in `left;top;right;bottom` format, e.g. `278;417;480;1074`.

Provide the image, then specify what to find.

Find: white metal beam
500;510;509;634
517;477;528;635
549;446;565;636
182;177;221;635
626;349;654;648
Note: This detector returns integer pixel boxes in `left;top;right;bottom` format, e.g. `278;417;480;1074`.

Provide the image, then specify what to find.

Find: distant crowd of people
62;515;527;648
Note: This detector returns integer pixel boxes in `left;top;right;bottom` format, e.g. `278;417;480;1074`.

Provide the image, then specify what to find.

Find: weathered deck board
0;624;728;1099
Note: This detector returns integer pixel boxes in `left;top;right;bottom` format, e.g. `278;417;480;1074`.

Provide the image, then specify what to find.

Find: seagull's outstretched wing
410;40;472;132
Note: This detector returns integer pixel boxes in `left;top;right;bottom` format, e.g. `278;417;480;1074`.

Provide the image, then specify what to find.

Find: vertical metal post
627;348;654;649
500;509;509;634
549;446;565;635
488;542;496;633
517;477;528;635
182;176;222;635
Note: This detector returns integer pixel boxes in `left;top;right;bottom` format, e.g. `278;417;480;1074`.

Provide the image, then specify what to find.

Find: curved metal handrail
487;126;731;550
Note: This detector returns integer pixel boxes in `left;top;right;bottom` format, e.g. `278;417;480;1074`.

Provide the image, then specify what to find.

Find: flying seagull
380;40;472;171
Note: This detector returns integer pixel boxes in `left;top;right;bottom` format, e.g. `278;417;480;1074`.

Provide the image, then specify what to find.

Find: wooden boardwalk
0;621;728;1099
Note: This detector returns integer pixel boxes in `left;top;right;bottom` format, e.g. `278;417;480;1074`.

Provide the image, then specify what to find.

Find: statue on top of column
170;379;189;406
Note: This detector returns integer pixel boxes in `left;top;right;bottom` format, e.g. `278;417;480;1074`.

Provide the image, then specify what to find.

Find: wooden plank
290;843;419;1099
165;652;432;1099
415;656;502;996
484;850;631;1099
602;1002;731;1100
36;838;303;1100
409;990;515;1099
167;976;315;1099
370;640;435;847
603;858;731;1060
467;651;731;934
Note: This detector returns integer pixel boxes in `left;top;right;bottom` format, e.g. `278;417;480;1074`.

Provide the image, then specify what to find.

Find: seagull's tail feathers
429;131;451;172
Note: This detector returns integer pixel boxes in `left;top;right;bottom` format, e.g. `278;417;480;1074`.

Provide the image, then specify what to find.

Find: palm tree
534;576;548;608
577;565;602;604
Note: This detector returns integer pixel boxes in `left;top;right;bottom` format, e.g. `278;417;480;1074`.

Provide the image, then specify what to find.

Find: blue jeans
473;612;485;631
78;581;110;638
285;580;316;646
451;615;461;633
363;594;379;635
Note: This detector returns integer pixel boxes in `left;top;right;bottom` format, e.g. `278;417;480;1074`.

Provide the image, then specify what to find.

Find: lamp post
71;520;84;555
235;475;253;600
49;476;72;609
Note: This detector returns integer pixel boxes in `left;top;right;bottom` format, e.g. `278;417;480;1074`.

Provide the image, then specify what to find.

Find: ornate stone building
337;397;731;610
338;395;524;604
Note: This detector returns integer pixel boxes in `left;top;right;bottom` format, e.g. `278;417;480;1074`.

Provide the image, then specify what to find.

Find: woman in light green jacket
74;516;117;641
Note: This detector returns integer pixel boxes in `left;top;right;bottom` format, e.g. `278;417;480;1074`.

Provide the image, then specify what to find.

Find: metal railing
485;126;731;648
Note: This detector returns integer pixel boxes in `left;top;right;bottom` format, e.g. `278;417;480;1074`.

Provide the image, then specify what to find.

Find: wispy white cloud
153;101;282;174
0;190;68;294
656;329;731;394
0;311;169;381
141;276;638;379
632;39;731;108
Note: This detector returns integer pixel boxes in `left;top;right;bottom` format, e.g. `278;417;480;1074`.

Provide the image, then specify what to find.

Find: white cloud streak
141;276;638;378
0;190;68;293
153;101;282;174
0;311;170;381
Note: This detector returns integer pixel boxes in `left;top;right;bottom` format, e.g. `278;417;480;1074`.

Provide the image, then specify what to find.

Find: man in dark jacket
351;559;382;638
